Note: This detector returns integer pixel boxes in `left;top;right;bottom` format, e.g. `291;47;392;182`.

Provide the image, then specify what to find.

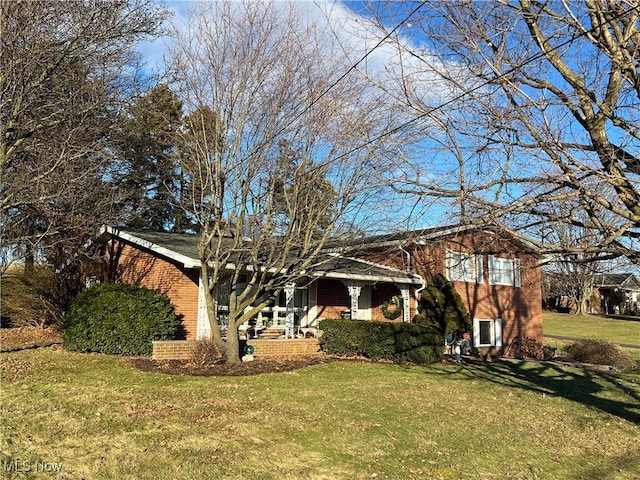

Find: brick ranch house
93;224;543;359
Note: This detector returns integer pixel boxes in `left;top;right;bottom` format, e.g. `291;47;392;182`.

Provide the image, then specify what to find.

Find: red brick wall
314;278;417;323
152;339;320;360
361;232;543;352
152;340;195;360
371;284;402;322
315;279;350;319
110;241;200;340
247;338;320;358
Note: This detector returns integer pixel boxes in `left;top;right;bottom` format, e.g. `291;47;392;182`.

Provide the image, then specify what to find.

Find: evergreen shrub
63;283;180;356
318;319;444;365
413;274;472;335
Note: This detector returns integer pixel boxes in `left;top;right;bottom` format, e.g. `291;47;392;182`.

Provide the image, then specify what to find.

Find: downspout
414;277;426;303
399;246;426;314
400;246;411;273
399;245;423;295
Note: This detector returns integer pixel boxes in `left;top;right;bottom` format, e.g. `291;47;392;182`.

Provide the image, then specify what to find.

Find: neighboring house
94;224;543;356
592;274;640;315
541;272;640;315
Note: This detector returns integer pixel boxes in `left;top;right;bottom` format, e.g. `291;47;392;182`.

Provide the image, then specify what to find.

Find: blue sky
134;1;457;230
138;1;425;80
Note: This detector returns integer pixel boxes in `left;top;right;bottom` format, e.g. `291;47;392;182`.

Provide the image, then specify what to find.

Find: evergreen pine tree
118;84;185;231
414;274;472;335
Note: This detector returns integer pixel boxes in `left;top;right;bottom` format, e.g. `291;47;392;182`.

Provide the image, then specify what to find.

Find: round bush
63;283;180;356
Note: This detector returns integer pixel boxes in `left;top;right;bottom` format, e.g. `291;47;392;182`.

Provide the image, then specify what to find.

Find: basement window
473;318;502;347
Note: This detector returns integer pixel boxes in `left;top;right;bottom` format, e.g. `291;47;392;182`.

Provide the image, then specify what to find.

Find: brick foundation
152;340;196;360
152;338;321;361
246;338;320;358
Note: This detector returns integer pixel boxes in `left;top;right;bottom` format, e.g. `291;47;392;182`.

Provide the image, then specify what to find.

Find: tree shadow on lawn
433;359;640;424
579;451;640;480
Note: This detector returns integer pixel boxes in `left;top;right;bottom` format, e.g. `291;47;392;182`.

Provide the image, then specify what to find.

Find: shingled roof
592;273;640;289
97;226;423;285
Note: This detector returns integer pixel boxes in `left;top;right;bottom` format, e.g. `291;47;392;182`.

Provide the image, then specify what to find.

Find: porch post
399;286;411;323
343;281;363;320
196;277;211;339
285;284;296;338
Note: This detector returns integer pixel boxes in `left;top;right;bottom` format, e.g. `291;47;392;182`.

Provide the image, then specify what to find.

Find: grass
2;348;639;479
543;312;640;360
543;312;640;344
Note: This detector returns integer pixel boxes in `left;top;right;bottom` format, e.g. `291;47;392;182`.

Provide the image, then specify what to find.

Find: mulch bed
1;326;339;377
125;356;337;377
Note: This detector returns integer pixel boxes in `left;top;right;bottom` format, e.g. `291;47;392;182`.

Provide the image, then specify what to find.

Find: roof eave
99;225;200;269
311;271;422;285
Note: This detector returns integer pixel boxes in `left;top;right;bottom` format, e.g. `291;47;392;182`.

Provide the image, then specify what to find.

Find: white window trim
488;255;521;287
473;318;502;347
476;255;484;284
446;250;482;284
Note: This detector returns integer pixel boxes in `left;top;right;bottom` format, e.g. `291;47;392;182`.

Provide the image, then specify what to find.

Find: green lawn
543;312;640;344
1;348;639;479
543;312;640;360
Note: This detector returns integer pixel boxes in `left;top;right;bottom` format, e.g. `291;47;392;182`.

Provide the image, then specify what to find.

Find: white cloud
137;1;449;100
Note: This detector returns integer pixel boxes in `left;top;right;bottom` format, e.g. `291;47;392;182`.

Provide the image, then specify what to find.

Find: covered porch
195;256;424;340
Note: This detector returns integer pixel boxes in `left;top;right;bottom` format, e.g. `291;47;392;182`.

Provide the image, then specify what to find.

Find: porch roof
308;255;422;285
593;273;640;290
97;226;423;285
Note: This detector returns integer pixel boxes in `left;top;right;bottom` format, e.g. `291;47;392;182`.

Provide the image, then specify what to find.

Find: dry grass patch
0;326;62;352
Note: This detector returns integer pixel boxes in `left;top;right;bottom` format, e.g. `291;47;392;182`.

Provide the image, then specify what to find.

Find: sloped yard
0;326;62;352
1;347;638;480
543;312;640;361
543;312;640;344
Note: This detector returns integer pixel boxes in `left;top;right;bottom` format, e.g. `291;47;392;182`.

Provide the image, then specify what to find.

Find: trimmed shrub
563;339;636;370
63;283;180;356
318;319;444;365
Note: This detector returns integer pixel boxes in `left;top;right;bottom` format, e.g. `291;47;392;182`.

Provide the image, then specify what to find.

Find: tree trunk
200;264;226;355
575;296;588;316
224;318;241;364
24;250;35;276
575;284;593;315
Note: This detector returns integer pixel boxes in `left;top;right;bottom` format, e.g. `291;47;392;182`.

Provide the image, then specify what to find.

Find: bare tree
363;0;640;265
540;210;605;314
0;0;168;272
169;1;400;363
